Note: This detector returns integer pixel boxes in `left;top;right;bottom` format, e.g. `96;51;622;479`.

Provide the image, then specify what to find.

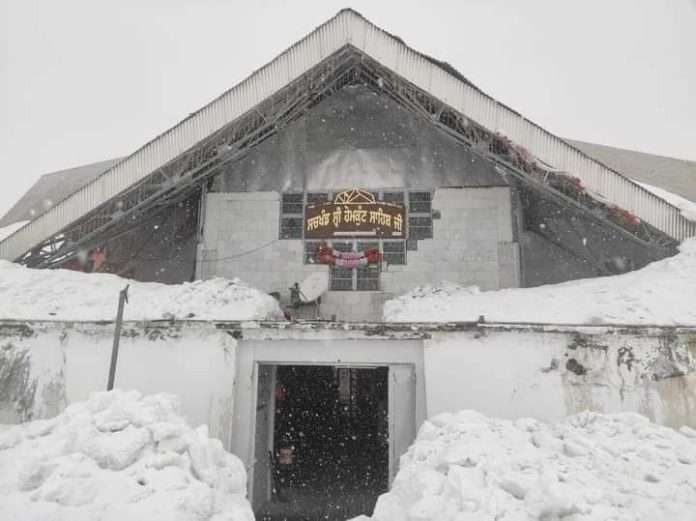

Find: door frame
231;338;426;505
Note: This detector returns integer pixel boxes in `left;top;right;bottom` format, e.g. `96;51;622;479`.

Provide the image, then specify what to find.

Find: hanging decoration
491;131;654;240
315;243;382;267
608;206;641;230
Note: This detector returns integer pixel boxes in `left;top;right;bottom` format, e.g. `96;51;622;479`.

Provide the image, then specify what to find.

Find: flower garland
608;206;641;229
316;244;382;267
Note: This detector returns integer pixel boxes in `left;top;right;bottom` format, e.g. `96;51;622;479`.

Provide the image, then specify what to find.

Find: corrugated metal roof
566;140;696;203
0;158;123;228
1;8;693;261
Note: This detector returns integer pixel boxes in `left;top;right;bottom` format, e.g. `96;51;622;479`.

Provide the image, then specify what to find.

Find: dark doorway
255;365;389;521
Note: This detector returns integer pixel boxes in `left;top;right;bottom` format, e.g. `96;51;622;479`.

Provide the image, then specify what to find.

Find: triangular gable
213;85;507;192
1;9;693;265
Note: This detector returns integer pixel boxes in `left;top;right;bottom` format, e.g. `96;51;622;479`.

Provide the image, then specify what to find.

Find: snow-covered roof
1;9;694;264
567;139;696;203
0;158;122;228
632;180;696;222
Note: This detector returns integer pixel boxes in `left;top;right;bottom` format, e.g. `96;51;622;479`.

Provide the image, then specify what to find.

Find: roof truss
21;45;678;268
4;9;693;267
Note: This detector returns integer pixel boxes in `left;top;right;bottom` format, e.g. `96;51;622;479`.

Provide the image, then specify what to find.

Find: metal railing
1;9;692;263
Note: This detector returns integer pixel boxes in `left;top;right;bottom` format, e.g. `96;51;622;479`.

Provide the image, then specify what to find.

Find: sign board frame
304;188;406;239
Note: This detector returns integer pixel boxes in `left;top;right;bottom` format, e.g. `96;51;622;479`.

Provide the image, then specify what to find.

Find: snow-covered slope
0;261;284;321
356;410;696;521
384;238;696;325
0;390;254;521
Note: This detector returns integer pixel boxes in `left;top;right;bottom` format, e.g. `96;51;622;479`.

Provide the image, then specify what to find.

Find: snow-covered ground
634;180;696;222
0;260;284;321
0;390;254;521
384;238;696;325
356;410;696;521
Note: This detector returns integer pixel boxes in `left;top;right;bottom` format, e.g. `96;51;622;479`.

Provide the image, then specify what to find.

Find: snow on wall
0;322;238;446
423;328;696;429
1;321;695;443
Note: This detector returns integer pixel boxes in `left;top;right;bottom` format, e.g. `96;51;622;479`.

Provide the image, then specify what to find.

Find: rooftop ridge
1;9;693;263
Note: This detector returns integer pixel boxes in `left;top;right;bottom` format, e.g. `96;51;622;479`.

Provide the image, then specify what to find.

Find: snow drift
356;410;696;521
384;238;696;325
0;390;254;521
0;260;284;321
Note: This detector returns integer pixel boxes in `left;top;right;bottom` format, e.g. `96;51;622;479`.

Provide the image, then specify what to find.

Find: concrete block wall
198;192;326;300
319;291;388;322
200;187;519;320
381;187;518;297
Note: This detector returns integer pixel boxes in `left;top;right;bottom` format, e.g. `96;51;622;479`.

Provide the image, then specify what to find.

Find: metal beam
30;51;358;268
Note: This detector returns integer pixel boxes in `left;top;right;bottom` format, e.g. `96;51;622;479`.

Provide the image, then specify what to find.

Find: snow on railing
1;9;692;263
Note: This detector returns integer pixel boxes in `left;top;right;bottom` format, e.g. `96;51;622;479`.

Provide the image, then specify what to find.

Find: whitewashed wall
2;322;694;444
0;323;238;444
423;329;696;428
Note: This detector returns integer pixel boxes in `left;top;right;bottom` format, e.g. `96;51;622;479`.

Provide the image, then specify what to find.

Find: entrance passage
255;365;389;521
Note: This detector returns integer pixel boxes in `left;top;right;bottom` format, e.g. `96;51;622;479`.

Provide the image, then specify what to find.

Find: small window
329;241;353;291
330;267;354;291
304;241;320;264
356;266;380;291
381;192;405;205
280;193;304;239
409;192;432;214
409;216;433;240
408;192;432;241
280;217;303;239
332;241;353;253
329;241;381;291
357;241;379;259
382;241;406;265
281;193;304;215
356;241;380;291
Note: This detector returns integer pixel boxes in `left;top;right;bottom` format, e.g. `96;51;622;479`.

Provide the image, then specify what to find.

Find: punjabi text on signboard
304;202;404;238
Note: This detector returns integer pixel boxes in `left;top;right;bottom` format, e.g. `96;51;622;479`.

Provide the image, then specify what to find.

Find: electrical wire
199;239;280;263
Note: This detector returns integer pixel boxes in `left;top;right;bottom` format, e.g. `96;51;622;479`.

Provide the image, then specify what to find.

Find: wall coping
1;319;694;340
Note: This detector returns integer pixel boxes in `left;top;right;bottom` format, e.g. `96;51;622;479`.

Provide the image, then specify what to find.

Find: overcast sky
1;0;695;220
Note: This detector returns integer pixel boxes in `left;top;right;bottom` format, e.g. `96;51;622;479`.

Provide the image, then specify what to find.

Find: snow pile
634;180;696;222
384;238;696;325
358;410;696;521
0;390;254;521
0;260;284;321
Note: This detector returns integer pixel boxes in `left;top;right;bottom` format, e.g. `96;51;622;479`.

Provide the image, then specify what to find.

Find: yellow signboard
304;189;405;239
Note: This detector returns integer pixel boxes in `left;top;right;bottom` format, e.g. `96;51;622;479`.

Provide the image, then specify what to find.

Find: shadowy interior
257;365;389;521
